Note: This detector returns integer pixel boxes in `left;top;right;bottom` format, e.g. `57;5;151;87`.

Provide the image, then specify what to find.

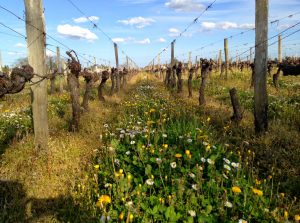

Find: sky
0;0;300;68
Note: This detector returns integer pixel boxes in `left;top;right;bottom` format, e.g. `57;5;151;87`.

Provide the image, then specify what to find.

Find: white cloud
8;51;26;56
14;43;26;48
118;16;155;28
112;37;133;43
158;37;166;42
136;38;151;44
165;0;204;12
46;49;55;57
201;21;255;31
73;16;99;23
57;24;98;41
169;28;180;37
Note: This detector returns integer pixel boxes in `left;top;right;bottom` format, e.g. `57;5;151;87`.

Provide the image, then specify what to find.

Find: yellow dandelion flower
119;169;124;174
185;150;191;155
207;117;211;122
127;174;132;181
280;193;285;198
129;214;134;222
252;188;263;196
150;108;156;113
175;153;182;158
94;164;100;169
96;195;111;208
119;212;124;220
163;144;168;149
295;215;300;221
255;179;261;185
284;211;289;219
232;186;242;194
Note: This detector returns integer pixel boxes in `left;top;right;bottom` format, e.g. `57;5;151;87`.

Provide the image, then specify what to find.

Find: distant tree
2;65;10;74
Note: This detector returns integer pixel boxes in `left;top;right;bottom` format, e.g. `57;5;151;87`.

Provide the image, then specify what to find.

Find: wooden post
49;57;56;94
230;88;243;123
114;43;120;92
188;51;192;69
171;41;175;67
254;0;269;134
250;47;253;63
278;35;282;63
224;38;229;79
218;50;222;72
24;0;49;151
126;56;129;70
56;47;63;93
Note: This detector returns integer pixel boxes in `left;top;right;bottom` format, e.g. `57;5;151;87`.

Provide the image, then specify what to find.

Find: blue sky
0;0;300;67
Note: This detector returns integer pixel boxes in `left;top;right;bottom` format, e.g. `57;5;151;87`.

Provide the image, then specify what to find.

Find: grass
0;72;299;222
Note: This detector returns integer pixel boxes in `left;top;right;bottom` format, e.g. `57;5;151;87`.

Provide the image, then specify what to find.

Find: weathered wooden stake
224;38;229;79
24;0;49;151
278;35;282;63
230;88;243;123
49;57;56;94
218;50;222;72
171;41;175;67
250;47;253;63
56;47;63;93
114;43;120;92
254;0;269;134
188;51;192;69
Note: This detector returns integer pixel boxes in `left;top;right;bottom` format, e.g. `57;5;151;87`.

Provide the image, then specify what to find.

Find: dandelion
201;157;206;163
224;164;231;171
103;124;108;128
146;179;154;186
284;211;289;219
231;162;240;168
175;153;182;158
207;159;215;165
252;188;263;196
150;108;156;113
129;214;134;222
156;158;162;164
170;162;177;168
125;201;133;207
119;212;124;220
223;158;231;164
127;174;132;181
280;193;285;198
232;186;242;194
295;215;300;221
238;219;248;223
125;151;131;155
225;201;233;208
187;138;193;143
188;210;196;217
94;164;100;169
163;144;168;149
104;183;112;188
162;133;167;138
223;173;229;179
130;141;135;145
189;173;195;178
96;195;111;208
185;150;190;155
192;184;198;190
